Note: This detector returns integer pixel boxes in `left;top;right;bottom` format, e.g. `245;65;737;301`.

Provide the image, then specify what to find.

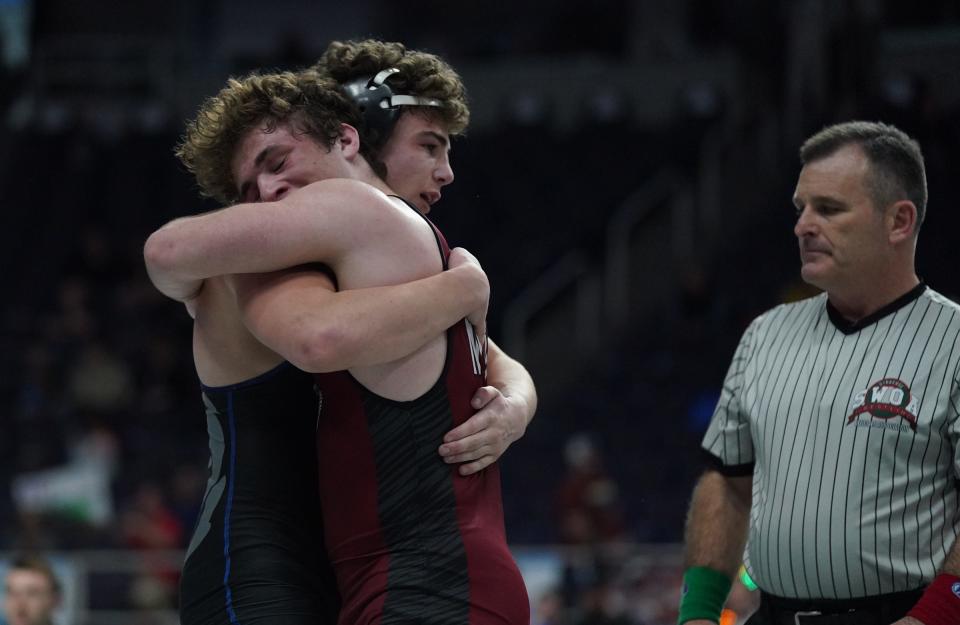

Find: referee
679;121;960;625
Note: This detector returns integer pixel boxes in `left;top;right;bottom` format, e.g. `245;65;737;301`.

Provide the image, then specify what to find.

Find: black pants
744;588;923;625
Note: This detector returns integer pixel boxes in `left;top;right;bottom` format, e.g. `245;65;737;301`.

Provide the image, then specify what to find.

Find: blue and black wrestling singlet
180;362;338;625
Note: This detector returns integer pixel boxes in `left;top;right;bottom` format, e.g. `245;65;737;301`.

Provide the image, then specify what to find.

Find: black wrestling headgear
342;68;444;149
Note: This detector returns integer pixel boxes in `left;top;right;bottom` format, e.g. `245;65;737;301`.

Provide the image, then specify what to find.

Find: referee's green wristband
678;566;732;624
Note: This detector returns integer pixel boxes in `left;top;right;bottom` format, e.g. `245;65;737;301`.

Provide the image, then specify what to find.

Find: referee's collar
826;281;927;334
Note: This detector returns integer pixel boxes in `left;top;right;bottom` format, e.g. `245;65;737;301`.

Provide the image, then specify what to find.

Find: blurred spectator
120;482;183;552
12;344;68;475
6;513;57;554
66;420;119;478
533;589;570;625
555;434;627;545
2;554;60;625
573;581;635;625
49;277;95;350
120;483;183;612
66;341;134;415
10;458;115;549
166;465;205;538
623;560;684;625
60;227;129;295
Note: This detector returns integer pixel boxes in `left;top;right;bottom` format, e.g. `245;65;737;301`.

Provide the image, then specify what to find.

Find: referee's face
792;144;889;294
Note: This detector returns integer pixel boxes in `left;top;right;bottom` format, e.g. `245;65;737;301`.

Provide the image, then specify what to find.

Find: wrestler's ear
337;123;361;159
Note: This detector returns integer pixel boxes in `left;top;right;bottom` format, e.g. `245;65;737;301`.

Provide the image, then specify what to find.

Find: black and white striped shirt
703;284;960;599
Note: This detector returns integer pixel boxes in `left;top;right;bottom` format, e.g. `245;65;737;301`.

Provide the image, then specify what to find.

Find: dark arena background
2;1;960;623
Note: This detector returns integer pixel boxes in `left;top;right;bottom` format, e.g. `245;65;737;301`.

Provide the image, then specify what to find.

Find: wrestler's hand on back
439;383;528;476
439;248;536;476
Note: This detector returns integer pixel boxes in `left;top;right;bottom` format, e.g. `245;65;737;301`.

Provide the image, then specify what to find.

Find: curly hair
175;69;363;205
314;39;470;142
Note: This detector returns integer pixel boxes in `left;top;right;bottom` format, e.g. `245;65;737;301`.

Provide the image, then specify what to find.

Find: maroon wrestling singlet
313;201;529;624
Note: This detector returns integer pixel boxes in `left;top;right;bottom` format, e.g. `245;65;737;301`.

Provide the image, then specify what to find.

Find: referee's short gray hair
800;121;927;232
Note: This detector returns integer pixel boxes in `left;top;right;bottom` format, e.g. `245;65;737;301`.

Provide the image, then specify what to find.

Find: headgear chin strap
343;68;444;147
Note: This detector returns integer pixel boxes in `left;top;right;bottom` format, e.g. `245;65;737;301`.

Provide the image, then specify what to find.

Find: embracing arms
144;179;487;370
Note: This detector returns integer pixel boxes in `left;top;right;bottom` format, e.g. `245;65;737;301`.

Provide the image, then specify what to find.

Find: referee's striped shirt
703;284;960;599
